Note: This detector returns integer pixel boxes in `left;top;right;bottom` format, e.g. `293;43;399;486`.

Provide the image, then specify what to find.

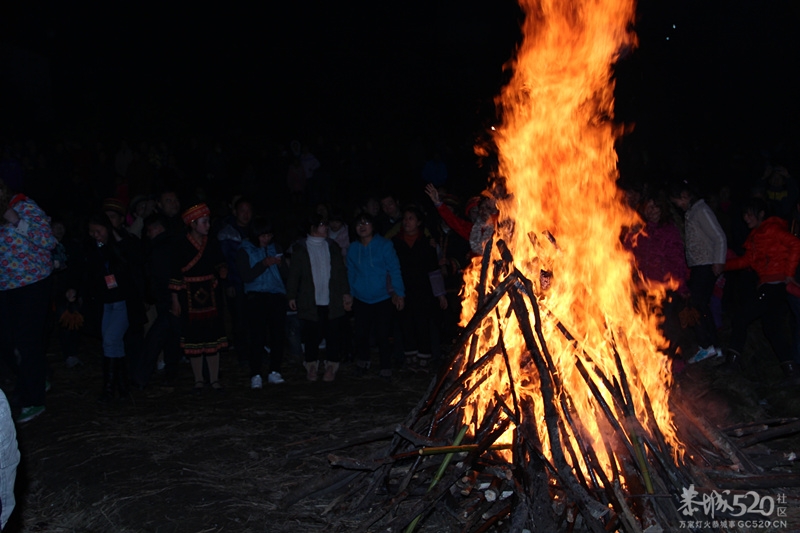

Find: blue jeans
102;301;129;358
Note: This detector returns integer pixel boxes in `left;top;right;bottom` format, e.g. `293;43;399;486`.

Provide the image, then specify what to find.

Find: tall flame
459;0;681;478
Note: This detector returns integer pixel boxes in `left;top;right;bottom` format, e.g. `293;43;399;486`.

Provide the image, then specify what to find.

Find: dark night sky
1;0;799;185
1;1;522;138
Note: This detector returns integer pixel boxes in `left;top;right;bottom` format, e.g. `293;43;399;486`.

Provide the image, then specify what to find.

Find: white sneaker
687;346;719;364
268;371;285;384
250;375;263;389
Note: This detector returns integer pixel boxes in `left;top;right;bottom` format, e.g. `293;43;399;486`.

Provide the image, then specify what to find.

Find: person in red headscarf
169;204;229;392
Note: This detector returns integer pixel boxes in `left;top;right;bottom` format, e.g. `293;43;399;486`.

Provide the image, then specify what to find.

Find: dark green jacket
286;239;350;321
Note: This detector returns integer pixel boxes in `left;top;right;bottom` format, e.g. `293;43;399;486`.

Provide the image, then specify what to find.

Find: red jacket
436;203;473;241
726;217;800;284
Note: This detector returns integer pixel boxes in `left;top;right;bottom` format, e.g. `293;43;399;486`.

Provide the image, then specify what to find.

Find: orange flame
458;0;682;479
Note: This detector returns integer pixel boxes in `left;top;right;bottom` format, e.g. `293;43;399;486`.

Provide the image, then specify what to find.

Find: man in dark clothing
135;214;181;387
217;197;253;362
156;189;184;241
378;193;403;237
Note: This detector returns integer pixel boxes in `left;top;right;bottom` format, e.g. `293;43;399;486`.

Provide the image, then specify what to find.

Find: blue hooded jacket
238;240;286;295
346;234;405;304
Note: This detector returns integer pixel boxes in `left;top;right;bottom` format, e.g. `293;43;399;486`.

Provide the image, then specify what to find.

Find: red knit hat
181;203;211;225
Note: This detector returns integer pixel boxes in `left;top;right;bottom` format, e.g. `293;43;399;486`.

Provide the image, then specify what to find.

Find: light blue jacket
346;235;405;304
236;240;286;295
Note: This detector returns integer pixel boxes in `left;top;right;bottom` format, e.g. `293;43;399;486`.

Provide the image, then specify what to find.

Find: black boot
98;357;115;403
114;357;131;401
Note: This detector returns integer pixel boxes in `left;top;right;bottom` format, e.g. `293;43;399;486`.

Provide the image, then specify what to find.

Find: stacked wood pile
282;241;800;532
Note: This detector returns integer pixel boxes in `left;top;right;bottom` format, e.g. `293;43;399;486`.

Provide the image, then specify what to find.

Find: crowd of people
1;134;799;428
623;166;800;381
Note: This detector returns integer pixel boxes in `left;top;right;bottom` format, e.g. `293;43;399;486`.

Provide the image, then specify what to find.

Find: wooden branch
727;425;769;438
736;419;800;448
611;480;644;533
704;473;800;490
721;418;799;433
673;402;761;474
472;503;512;533
394;425;445;448
508;288;608;533
327;454;385;471
424;273;516;413
279;470;363;509
287;424;396;458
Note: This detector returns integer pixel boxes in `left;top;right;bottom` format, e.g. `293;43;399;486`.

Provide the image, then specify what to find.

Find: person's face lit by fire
402;211;422;236
136;199;157;219
257;232;273;248
89;223;109;245
191;216;211;237
381;196;401;219
310;221;328;238
159;192;180;218
743;209;764;230
643;199;661;225
355;218;373;240
234;201;253;227
105;210;124;229
364;198;380;217
670;191;691;212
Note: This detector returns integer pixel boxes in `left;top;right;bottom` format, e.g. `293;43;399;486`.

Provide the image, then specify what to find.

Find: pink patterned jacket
0;195;56;290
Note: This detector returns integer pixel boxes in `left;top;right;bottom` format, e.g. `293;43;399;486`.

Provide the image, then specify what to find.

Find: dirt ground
6;340;433;533
6;321;800;533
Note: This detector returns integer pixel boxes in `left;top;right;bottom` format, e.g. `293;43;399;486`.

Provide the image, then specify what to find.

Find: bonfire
281;0;798;531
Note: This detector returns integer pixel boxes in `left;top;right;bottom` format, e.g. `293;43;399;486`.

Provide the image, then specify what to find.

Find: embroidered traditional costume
169;205;228;356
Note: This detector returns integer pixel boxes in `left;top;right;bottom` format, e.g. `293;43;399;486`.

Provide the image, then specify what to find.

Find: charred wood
735;419;800;448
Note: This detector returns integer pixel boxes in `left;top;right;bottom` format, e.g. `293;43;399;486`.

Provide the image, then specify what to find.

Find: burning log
672;402;760;473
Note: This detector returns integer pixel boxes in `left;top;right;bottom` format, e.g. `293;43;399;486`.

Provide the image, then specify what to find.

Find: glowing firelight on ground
458;0;681;478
